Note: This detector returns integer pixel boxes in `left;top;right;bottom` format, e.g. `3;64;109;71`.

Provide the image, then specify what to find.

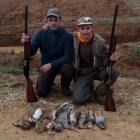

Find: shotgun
24;5;38;102
104;4;118;111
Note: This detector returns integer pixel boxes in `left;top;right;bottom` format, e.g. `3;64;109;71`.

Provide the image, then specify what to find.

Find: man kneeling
72;17;120;105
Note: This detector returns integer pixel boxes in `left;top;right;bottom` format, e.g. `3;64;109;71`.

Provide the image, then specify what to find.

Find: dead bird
52;102;74;131
77;112;87;129
13;100;47;130
87;108;95;129
94;108;106;130
68;108;77;126
68;108;79;133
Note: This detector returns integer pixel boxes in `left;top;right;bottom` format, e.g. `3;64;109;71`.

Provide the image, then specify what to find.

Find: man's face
47;16;61;31
78;24;94;39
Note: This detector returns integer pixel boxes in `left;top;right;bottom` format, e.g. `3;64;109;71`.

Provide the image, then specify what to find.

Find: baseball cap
47;8;61;18
78;17;93;25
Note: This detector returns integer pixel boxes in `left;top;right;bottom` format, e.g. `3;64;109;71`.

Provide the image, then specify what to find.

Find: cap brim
47;13;60;17
78;22;93;26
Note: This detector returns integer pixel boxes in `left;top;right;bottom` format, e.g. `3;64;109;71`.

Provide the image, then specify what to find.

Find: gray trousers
73;67;120;104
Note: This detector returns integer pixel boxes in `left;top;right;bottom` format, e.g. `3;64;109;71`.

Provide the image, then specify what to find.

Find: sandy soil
0;74;140;140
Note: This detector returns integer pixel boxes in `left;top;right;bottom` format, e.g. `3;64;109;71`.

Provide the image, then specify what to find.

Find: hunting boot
61;83;73;96
94;83;114;105
94;83;106;105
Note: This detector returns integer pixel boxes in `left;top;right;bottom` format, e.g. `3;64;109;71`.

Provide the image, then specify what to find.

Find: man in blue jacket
21;8;74;97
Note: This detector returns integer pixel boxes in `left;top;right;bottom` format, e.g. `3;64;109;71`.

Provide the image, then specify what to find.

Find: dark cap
47;8;61;18
78;17;93;25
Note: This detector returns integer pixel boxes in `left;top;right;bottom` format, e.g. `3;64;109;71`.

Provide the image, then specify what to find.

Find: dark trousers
36;63;74;97
73;66;120;104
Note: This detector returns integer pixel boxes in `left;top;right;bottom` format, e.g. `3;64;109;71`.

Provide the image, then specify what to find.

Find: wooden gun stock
105;84;116;111
24;6;38;102
26;77;38;102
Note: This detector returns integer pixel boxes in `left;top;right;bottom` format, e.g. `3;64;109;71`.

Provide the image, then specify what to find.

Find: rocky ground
0;42;140;140
0;74;140;140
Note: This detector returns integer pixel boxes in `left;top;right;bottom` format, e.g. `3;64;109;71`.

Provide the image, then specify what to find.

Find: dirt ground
0;42;140;140
0;74;140;140
1;0;140;139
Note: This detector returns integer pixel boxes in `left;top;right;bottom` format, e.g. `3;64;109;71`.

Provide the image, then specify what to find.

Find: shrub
131;47;140;57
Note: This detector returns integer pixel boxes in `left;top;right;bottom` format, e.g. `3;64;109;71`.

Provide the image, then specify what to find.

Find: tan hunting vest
72;32;105;72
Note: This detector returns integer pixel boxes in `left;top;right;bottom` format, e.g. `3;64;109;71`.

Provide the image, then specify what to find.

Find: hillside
0;0;140;46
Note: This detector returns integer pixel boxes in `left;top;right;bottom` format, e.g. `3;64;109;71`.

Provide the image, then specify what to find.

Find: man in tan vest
72;17;120;105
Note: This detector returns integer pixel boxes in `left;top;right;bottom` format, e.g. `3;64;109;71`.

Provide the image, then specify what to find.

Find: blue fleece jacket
30;27;74;68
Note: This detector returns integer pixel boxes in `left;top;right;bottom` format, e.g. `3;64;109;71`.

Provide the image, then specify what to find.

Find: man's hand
40;63;52;73
110;52;118;61
21;33;30;43
42;24;49;30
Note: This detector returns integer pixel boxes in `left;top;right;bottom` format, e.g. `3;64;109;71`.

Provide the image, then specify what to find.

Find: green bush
123;44;129;48
131;47;140;57
0;63;23;75
0;62;39;75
